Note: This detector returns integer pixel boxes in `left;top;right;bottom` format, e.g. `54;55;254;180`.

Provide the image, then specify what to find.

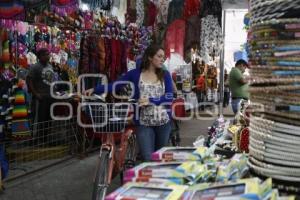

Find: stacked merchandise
106;145;296;199
248;0;300;192
106;145;252;199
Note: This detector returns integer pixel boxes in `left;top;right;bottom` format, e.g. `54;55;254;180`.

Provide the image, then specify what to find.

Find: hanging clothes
167;0;184;25
153;0;169;45
200;15;222;63
110;39;121;81
136;0;144;27
126;0;137;23
23;0;50;23
165;19;186;59
0;1;25;21
155;0;169;25
184;15;201;63
79;33;106;75
183;0;201;20
11;86;31;139
144;1;157;27
51;0;78;17
201;0;222;25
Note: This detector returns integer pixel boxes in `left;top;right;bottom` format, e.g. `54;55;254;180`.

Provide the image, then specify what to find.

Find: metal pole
219;9;226;116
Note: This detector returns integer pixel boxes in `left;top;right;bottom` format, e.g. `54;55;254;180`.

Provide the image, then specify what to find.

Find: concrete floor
1;106;234;200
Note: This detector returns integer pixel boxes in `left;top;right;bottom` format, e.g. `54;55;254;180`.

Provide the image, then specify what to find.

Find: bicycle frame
99;128;133;185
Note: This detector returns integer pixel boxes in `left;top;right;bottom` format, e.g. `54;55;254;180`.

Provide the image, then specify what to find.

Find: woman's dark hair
140;44;165;82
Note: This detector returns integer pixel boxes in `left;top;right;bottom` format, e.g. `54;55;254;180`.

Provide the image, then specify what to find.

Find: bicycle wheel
92;150;110;200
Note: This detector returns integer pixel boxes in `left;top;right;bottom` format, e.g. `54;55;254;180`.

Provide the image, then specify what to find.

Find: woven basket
249;85;300;92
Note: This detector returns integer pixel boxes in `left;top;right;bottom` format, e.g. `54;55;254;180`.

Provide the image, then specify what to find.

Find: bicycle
169;96;186;146
86;96;137;200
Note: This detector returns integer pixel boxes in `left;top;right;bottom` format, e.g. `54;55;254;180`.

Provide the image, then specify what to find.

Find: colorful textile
14;91;26;104
51;0;78;17
0;1;25;20
12;105;28;118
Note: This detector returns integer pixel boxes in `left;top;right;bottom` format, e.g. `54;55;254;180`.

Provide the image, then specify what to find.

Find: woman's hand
138;97;149;106
84;88;94;96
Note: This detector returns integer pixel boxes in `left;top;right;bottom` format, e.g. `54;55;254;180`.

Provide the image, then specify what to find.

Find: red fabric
55;0;71;5
196;75;205;91
183;0;201;19
165;19;186;58
146;1;158;26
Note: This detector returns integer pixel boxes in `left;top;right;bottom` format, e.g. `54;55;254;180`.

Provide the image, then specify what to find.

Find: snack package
123;176;185;185
181;178;262;200
151;147;199;161
176;161;218;184
124;162;186;180
216;154;248;182
193;146;213;161
105;182;187;200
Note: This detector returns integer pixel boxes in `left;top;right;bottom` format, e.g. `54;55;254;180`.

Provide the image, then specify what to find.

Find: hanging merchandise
0;1;25;21
199;15;222;64
165;19;185;59
248;0;300;191
135;0;144;27
11;82;31;139
153;0;169;44
51;0;79;17
143;1;157;27
126;0;137;23
200;0;222;25
22;0;50;22
184;15;201;63
167;0;184;25
155;0;169;26
182;0;201;20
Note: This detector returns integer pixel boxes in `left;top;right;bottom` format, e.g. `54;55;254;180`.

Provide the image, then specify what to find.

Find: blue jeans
231;98;243;115
136;121;171;161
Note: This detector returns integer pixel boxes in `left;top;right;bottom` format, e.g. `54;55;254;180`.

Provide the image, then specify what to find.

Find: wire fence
3;116;84;181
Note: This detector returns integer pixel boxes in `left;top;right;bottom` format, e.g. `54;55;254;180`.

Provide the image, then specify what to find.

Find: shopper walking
228;59;249;115
85;44;173;161
196;72;206;110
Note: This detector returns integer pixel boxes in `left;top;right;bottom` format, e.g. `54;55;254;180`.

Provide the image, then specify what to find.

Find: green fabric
229;67;249;99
